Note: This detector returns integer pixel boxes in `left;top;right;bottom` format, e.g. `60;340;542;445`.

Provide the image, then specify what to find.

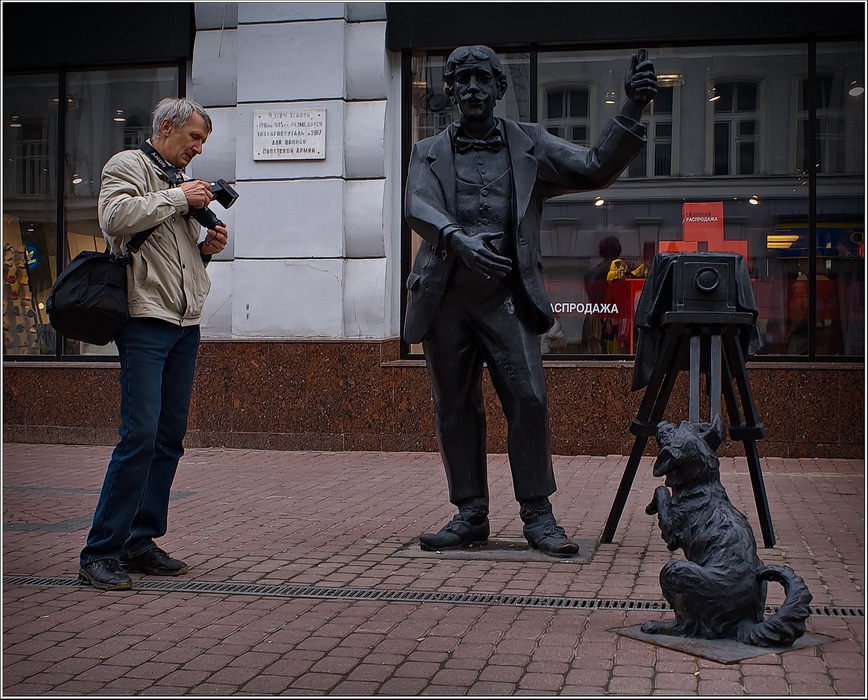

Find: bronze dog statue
642;416;812;646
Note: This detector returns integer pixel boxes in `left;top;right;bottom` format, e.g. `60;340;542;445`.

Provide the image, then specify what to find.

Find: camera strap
140;141;185;186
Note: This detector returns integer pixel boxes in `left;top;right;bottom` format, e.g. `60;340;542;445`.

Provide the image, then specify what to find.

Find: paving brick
698;679;748;694
345;662;396;683
607;675;654;694
331;680;382;695
742;674;790;694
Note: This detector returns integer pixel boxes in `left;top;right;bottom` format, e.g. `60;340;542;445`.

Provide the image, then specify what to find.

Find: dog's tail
747;565;813;647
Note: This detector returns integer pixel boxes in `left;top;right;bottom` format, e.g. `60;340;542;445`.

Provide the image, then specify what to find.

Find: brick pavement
2;443;864;696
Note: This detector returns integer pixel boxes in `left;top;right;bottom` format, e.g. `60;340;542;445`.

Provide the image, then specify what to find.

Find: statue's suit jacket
404;116;647;344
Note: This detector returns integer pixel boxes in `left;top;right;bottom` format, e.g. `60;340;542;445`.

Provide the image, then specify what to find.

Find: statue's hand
624;49;658;108
449;228;512;279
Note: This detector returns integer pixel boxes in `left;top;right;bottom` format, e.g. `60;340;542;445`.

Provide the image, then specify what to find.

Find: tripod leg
689;335;701;423
709;334;722;422
601;436;650;544
602;332;686;544
722;334;776;547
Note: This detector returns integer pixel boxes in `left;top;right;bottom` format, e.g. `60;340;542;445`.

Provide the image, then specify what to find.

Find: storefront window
3;66;179;358
4;74;59;356
405;42;864;358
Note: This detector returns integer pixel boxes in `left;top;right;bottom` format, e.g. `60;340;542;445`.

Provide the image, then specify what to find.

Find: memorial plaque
253;108;326;160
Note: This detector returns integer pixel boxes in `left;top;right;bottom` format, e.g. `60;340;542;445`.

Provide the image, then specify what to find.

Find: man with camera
78;98;228;590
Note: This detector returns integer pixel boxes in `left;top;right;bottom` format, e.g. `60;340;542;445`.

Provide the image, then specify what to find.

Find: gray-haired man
78;98;228;590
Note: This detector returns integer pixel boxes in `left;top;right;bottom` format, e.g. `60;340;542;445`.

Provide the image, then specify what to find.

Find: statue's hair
443;45;508;93
151;98;212;140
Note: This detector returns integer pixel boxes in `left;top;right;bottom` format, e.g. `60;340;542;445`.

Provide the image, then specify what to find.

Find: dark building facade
3;3;864;457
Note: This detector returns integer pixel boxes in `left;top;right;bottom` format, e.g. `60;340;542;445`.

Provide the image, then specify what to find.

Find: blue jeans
80;318;200;566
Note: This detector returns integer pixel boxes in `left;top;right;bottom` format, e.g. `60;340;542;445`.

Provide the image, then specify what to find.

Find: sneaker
123;547;188;576
78;559;133;591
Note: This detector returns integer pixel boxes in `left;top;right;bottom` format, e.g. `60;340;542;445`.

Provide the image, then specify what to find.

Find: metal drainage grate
2;576;863;618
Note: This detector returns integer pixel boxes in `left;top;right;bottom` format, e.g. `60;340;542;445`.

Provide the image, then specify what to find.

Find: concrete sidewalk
2;443;864;696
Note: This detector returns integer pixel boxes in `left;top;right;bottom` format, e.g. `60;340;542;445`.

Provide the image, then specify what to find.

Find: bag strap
104;141;180;260
125;226;157;255
106;226;157;261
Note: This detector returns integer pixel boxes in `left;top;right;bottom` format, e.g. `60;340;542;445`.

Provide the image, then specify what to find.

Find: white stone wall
189;2;397;340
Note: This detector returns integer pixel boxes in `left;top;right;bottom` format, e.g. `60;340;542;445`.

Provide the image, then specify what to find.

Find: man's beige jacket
98;147;211;327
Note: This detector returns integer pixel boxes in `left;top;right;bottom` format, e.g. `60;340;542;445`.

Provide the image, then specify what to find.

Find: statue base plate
616;624;837;664
397;536;595;563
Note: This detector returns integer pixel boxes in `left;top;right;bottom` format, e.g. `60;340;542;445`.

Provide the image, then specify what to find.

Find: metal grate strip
3;576;862;617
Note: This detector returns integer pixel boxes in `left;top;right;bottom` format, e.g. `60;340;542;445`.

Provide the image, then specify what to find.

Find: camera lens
694;267;720;293
191;207;223;230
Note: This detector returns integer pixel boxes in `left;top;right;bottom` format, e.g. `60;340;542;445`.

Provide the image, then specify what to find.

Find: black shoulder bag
46;227;155;346
47;142;177;346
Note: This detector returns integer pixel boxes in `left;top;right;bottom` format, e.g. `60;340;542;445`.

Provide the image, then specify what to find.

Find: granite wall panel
3;341;863;459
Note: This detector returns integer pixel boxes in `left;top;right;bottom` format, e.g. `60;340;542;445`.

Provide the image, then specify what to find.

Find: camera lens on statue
694;268;720;293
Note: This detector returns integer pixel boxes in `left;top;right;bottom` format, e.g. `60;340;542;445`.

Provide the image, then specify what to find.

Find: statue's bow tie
455;134;503;153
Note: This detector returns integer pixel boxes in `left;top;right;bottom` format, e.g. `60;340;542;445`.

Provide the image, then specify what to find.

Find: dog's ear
700;414;727;451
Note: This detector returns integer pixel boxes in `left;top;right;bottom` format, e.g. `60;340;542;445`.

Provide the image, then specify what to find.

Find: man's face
157;112;209;168
448;59;501;124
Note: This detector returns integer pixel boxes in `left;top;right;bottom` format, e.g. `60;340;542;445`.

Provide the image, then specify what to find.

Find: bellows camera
672;254;738;313
189;179;239;230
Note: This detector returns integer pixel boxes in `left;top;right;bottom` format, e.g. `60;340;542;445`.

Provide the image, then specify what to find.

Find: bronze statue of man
404;46;657;557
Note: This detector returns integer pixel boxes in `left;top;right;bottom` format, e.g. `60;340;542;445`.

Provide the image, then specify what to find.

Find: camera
189;179;239;230
671;254;738;314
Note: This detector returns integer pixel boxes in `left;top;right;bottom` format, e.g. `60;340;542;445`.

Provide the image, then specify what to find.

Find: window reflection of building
713;81;759;176
12;120;51;196
123;115;150;152
544;86;590;144
628;86;675;178
798;74;846;174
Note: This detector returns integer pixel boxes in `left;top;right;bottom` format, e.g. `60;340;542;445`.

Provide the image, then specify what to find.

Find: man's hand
448;228;512;279
179;179;213;210
621;49;658;120
200;224;228;256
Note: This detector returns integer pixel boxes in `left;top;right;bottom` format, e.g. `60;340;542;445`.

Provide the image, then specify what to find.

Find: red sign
659;202;748;257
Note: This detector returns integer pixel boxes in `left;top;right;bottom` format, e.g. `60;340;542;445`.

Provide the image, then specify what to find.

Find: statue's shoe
523;516;580;558
419;515;490;551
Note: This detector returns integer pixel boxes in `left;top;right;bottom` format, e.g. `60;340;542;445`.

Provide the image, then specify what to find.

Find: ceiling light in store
113;109;126;122
71;173;83;184
748;195;760;205
48;96;78;110
9;115;21;128
604;91;617;104
594;196;606;207
707;86;721;102
848;80;864;97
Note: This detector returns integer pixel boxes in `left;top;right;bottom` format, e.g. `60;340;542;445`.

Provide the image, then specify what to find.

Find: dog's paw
641;619;677;635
